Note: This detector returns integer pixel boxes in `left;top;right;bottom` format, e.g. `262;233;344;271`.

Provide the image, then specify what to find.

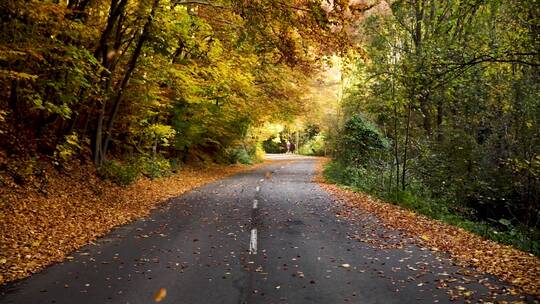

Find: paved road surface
0;155;532;303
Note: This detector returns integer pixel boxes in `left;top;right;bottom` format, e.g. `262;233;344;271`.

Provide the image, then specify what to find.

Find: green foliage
324;161;540;256
98;160;141;186
337;114;389;166
327;0;539;255
262;136;285;153
298;133;326;156
139;155;172;179
223;146;254;165
53;133;82;166
145;124;176;148
98;154;174;185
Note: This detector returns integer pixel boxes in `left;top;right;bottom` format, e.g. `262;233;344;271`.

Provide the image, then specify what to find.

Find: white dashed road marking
249;179;264;254
249;228;257;254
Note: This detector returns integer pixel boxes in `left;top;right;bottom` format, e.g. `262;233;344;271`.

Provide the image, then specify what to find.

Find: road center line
249;228;257;254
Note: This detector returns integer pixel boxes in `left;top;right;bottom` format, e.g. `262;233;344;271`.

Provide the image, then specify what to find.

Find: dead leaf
154;288;167;302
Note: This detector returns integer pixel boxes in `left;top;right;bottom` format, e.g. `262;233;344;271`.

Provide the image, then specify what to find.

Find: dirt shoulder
0;161;269;284
315;160;540;298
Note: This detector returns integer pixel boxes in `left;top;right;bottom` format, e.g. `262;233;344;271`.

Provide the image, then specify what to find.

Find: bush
323;160;540;256
337;114;389;166
223;144;264;165
262;136;285;153
98;154;174;185
98;160;141;186
224;146;253;164
169;157;182;173
298;133;326;156
251;144;265;163
139;155;172;179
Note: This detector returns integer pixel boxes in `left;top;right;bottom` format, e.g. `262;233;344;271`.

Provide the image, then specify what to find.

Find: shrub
169;157;182;173
262;136;284;153
224;146;253;164
98;160;141;186
324;160;540;256
299;133;326;156
139;155;172;179
337;114;389;166
223;143;264;165
98;154;174;185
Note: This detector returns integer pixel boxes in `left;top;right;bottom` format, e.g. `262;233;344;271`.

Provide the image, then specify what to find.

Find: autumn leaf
318;168;540;297
154;288;167;302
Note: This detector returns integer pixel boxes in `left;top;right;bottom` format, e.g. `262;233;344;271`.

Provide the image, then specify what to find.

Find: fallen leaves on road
0;162;269;284
315;160;540;297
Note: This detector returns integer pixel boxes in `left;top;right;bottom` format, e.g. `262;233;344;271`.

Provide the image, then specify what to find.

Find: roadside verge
315;159;540;298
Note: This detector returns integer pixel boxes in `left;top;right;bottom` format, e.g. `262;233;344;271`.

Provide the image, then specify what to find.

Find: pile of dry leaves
0;162;266;284
316;161;540;297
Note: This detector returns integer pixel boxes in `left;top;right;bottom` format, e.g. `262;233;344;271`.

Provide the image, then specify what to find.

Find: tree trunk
94;0;128;69
101;0;160;161
420;94;432;136
393;103;400;191
436;99;443;142
402;102;412;191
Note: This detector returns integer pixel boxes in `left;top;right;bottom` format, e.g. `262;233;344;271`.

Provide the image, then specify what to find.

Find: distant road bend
0;154;532;303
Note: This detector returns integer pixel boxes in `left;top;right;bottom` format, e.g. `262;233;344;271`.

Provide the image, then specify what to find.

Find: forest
321;0;540;255
0;0;539;286
0;0;345;176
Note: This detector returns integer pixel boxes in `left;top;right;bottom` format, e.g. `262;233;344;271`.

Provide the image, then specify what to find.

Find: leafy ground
0;161;269;284
315;160;540;298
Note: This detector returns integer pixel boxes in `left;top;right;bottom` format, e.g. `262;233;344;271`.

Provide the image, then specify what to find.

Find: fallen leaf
154;288;167;302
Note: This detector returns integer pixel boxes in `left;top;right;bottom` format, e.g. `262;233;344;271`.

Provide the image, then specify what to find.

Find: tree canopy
320;0;539;255
0;0;355;170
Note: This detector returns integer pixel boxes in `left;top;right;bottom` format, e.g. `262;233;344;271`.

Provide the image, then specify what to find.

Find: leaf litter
0;161;270;284
315;159;540;298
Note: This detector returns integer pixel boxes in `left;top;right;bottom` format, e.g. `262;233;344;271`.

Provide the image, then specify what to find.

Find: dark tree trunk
100;0;161;163
402;102;412;191
436;99;444;142
91;0;129;165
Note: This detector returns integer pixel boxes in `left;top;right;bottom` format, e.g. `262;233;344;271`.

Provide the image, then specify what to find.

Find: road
0;155;531;303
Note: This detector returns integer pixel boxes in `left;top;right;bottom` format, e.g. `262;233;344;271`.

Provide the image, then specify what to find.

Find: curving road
0;155;532;303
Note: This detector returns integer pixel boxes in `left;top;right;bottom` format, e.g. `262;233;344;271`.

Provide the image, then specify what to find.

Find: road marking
249;228;257;254
253;199;258;209
256;186;260;192
259;179;264;182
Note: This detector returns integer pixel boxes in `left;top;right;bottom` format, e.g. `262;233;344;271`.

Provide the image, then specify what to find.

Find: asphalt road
0;155;532;303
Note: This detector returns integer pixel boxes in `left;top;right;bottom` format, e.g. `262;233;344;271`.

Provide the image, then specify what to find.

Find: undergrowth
324;161;540;256
98;155;175;185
